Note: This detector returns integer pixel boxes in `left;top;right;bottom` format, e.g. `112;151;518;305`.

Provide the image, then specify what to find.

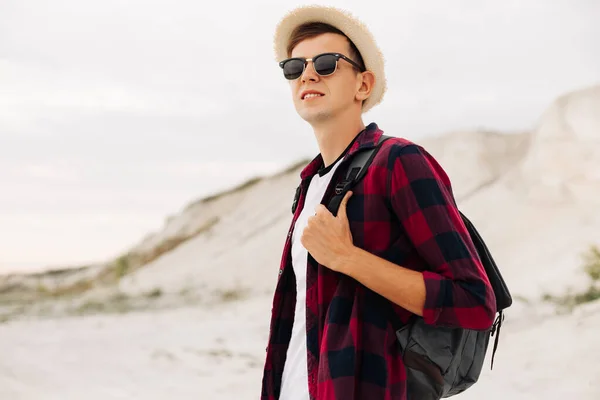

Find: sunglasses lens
314;54;337;76
283;59;304;80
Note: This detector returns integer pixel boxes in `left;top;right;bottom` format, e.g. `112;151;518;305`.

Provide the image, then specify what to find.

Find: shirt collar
300;122;384;180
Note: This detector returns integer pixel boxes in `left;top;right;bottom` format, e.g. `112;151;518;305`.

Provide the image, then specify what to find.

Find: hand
300;191;355;272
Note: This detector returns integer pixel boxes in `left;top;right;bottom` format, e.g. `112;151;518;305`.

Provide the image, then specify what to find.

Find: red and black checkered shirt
261;122;496;399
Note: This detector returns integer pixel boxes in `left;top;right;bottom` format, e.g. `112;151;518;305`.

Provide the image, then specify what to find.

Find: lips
301;90;325;100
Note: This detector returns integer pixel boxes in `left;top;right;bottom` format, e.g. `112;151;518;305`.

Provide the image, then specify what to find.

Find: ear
356;70;375;102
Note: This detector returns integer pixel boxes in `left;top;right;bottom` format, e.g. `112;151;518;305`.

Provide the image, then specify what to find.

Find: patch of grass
572;286;600;304
76;300;105;315
583;245;600;281
14;278;96;302
542;245;600;312
192;177;263;206
541;292;554;302
75;291;133;315
216;287;248;303
109;291;129;303
48;279;94;298
0;282;29;296
91;253;136;284
196;216;220;236
136;217;219;267
38;265;91;277
0;304;29;323
145;287;163;298
114;256;130;280
513;294;531;304
36;283;50;295
207;348;233;358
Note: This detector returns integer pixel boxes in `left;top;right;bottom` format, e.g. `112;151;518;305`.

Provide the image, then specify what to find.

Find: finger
315;204;331;217
337;191;353;219
300;233;307;248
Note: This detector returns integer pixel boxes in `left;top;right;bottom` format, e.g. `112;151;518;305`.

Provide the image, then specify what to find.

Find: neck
311;109;365;167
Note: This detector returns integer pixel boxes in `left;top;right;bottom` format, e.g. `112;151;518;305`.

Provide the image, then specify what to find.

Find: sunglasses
279;52;365;80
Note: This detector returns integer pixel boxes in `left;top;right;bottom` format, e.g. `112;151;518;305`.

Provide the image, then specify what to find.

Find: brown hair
286;22;366;71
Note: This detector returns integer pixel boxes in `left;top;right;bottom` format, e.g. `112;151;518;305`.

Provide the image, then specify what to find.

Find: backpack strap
460;211;513;311
326;134;393;216
292;134;393;215
459;212;512;370
490;310;505;370
291;185;301;214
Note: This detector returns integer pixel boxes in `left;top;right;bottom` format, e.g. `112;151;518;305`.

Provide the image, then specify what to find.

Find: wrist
335;245;362;276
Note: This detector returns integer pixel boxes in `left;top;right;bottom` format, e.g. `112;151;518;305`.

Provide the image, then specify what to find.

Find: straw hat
273;5;387;114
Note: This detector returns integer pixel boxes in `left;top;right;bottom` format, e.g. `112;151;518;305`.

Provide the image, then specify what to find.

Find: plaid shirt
261;122;496;400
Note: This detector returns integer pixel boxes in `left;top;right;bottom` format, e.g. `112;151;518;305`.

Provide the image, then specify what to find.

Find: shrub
114;256;130;280
542;244;600;312
583;245;600;282
146;287;163;298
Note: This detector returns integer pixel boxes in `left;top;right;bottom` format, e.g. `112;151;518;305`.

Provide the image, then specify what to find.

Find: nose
301;60;320;83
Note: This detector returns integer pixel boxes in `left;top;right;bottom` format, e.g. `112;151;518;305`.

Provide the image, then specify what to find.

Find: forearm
335;246;426;316
335;245;496;329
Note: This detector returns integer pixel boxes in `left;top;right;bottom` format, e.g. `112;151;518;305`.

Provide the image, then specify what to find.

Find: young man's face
288;32;367;124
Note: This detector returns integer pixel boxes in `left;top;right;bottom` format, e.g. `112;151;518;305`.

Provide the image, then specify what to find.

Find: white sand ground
1;296;598;400
1;85;599;399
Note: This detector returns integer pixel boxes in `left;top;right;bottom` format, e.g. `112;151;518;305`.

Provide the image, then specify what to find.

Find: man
261;5;496;400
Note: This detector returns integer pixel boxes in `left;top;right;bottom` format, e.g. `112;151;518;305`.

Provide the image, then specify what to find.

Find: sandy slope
1;85;599;399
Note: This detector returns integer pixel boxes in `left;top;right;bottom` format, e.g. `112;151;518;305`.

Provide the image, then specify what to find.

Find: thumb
337;191;353;219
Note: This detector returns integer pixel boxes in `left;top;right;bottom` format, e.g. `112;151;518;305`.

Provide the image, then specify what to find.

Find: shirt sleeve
387;143;496;330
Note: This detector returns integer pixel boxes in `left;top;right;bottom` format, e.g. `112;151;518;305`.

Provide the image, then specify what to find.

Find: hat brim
274;5;386;114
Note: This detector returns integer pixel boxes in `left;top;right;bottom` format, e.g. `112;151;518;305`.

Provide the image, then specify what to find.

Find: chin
298;107;333;124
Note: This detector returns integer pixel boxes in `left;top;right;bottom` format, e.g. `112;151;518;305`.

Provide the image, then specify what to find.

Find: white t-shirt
279;157;344;400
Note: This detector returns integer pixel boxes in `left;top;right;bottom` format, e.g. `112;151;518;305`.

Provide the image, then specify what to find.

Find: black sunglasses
278;52;365;80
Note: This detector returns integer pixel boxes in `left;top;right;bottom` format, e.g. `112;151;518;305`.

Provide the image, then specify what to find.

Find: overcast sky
1;0;599;273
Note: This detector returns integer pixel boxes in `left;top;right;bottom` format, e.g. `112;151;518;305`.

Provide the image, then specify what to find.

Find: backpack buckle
291;185;301;214
490;311;505;337
335;180;349;195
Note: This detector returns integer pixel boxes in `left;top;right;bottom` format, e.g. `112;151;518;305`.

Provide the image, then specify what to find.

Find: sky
1;0;599;273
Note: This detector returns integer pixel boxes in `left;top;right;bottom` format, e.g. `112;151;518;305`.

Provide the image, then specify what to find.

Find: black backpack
293;135;512;399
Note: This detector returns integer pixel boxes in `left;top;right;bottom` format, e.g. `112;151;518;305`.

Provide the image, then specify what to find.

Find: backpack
293;134;512;399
